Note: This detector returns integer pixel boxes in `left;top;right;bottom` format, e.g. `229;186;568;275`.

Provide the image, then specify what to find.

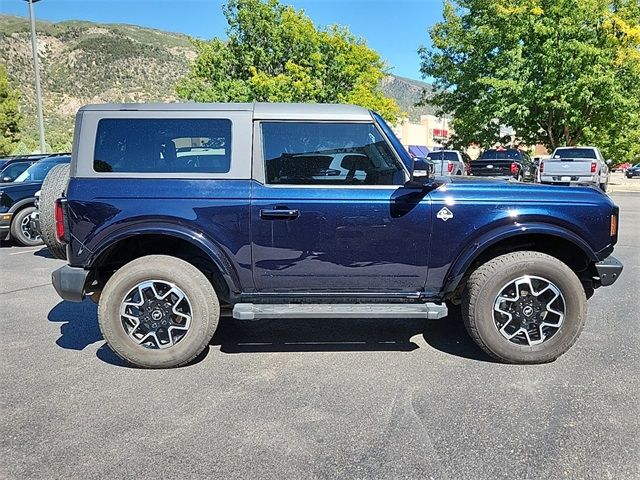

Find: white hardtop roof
78;102;373;121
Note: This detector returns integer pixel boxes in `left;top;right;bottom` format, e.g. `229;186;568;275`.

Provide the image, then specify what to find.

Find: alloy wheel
120;280;192;349
493;275;566;346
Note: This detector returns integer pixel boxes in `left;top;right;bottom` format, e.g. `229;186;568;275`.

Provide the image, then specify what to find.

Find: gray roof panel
77;102;373;121
253;102;372;121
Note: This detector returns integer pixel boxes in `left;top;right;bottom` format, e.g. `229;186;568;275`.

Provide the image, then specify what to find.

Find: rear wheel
40;163;70;260
98;255;219;368
10;206;43;246
462;251;586;364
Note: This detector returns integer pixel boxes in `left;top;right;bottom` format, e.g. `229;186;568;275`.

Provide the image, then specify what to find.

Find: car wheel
98;255;220;368
462;251;586;364
600;182;608;192
40;164;70;260
10;206;43;247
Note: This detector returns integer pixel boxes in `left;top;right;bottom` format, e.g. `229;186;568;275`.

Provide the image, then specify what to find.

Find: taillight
510;162;518;175
591;161;597;173
447;162;454;173
55;199;66;242
539;161;544;173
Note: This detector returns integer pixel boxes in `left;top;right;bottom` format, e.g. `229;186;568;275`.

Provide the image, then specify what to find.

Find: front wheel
98;255;220;368
10;206;43;247
462;251;586;364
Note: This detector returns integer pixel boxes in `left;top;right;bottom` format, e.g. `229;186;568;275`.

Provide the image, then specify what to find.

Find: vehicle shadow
210;306;493;362
33;247;56;259
47;300;493;367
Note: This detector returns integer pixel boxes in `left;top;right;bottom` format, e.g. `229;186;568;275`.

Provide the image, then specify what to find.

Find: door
251;120;432;293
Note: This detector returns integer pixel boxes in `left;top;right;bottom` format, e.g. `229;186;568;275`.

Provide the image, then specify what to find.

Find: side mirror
606;159;612;165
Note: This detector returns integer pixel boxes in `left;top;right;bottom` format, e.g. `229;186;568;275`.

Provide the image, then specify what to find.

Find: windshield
14;158;69;183
427;151;458;161
371;112;412;171
552;148;597;160
480;149;521;160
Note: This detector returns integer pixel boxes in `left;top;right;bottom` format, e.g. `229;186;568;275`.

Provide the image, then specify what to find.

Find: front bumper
52;265;90;302
0;212;12;240
594;255;623;286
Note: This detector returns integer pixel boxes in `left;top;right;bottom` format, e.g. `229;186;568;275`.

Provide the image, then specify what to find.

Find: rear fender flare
86;223;242;294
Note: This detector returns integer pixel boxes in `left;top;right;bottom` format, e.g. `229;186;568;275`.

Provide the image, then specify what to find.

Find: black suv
0;155;71;246
469;149;535;181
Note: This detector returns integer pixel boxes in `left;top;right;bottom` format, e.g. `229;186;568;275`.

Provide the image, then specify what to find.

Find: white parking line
8;248;42;256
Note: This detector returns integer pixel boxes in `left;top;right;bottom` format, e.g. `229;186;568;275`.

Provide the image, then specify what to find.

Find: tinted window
262;122;405;186
480;149;522;160
1;162;31;180
14;158;70;183
552;148;597;160
94;118;232;173
426;151;459;161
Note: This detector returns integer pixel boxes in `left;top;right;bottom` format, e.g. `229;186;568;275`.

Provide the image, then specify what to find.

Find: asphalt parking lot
1;193;638;480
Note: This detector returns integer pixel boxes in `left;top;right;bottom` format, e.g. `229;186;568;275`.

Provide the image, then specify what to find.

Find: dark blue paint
66;173;617;301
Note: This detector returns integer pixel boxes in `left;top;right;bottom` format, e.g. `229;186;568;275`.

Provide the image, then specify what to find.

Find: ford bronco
51;103;623;368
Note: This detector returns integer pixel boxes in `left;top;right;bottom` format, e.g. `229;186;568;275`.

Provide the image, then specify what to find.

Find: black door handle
260;208;300;220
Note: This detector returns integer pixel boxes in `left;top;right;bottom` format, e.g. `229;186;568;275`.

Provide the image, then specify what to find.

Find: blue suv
51;103;622;368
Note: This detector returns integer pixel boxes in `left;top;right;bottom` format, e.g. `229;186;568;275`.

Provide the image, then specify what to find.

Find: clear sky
0;0;444;80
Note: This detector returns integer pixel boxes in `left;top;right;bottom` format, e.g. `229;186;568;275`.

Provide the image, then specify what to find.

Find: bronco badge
437;207;454;222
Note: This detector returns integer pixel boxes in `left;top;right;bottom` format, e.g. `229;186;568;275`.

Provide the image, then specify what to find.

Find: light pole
25;0;46;153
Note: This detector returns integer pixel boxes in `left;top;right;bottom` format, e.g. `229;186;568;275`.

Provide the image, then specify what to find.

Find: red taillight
510;162;518;175
539;161;544;173
55;199;65;242
591;161;597;173
447;162;454;173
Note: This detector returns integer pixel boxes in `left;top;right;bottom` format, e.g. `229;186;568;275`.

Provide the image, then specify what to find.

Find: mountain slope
0;15;433;152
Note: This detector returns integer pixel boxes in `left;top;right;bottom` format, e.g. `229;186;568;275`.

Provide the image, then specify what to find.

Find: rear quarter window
93;118;232;173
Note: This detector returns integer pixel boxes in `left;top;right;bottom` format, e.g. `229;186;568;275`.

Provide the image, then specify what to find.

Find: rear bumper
540;175;597;184
594;255;623;286
52;265;89;302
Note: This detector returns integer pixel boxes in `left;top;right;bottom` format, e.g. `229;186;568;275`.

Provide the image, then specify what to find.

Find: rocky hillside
0;15;433;152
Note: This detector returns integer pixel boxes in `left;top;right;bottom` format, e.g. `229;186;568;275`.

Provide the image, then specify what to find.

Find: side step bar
232;303;448;321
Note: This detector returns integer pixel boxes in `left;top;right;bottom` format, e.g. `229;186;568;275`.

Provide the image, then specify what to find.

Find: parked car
424;150;468;176
625;163;640;178
0;160;37;183
52;103;622;368
468;148;534;181
0;155;71;246
539;147;610;191
0;153;50;171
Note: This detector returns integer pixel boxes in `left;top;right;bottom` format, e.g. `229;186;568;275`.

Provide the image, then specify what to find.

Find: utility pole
25;0;46;153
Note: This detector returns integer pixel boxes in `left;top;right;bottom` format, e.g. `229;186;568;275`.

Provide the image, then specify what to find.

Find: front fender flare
441;222;599;296
85;223;242;294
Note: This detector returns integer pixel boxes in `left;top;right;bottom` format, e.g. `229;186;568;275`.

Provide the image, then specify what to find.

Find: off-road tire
462;251;587;364
10;206;43;246
40;163;70;260
98;255;220;368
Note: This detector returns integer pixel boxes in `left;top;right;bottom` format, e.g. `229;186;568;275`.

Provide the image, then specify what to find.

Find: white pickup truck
539;147;610;191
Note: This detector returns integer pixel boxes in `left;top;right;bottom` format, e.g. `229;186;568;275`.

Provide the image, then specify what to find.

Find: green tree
176;0;399;121
419;0;640;163
0;63;23;155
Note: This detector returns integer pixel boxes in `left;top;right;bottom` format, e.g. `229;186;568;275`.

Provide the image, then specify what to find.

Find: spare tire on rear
40;163;70;260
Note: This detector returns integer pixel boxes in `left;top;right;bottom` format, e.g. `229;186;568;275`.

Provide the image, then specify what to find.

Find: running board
232;303;448;321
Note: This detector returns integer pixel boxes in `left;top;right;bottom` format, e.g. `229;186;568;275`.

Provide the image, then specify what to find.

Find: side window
261;122;405;186
93;118;232;173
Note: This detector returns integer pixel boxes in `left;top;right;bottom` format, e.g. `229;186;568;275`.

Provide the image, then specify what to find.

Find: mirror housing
606;159;613;165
